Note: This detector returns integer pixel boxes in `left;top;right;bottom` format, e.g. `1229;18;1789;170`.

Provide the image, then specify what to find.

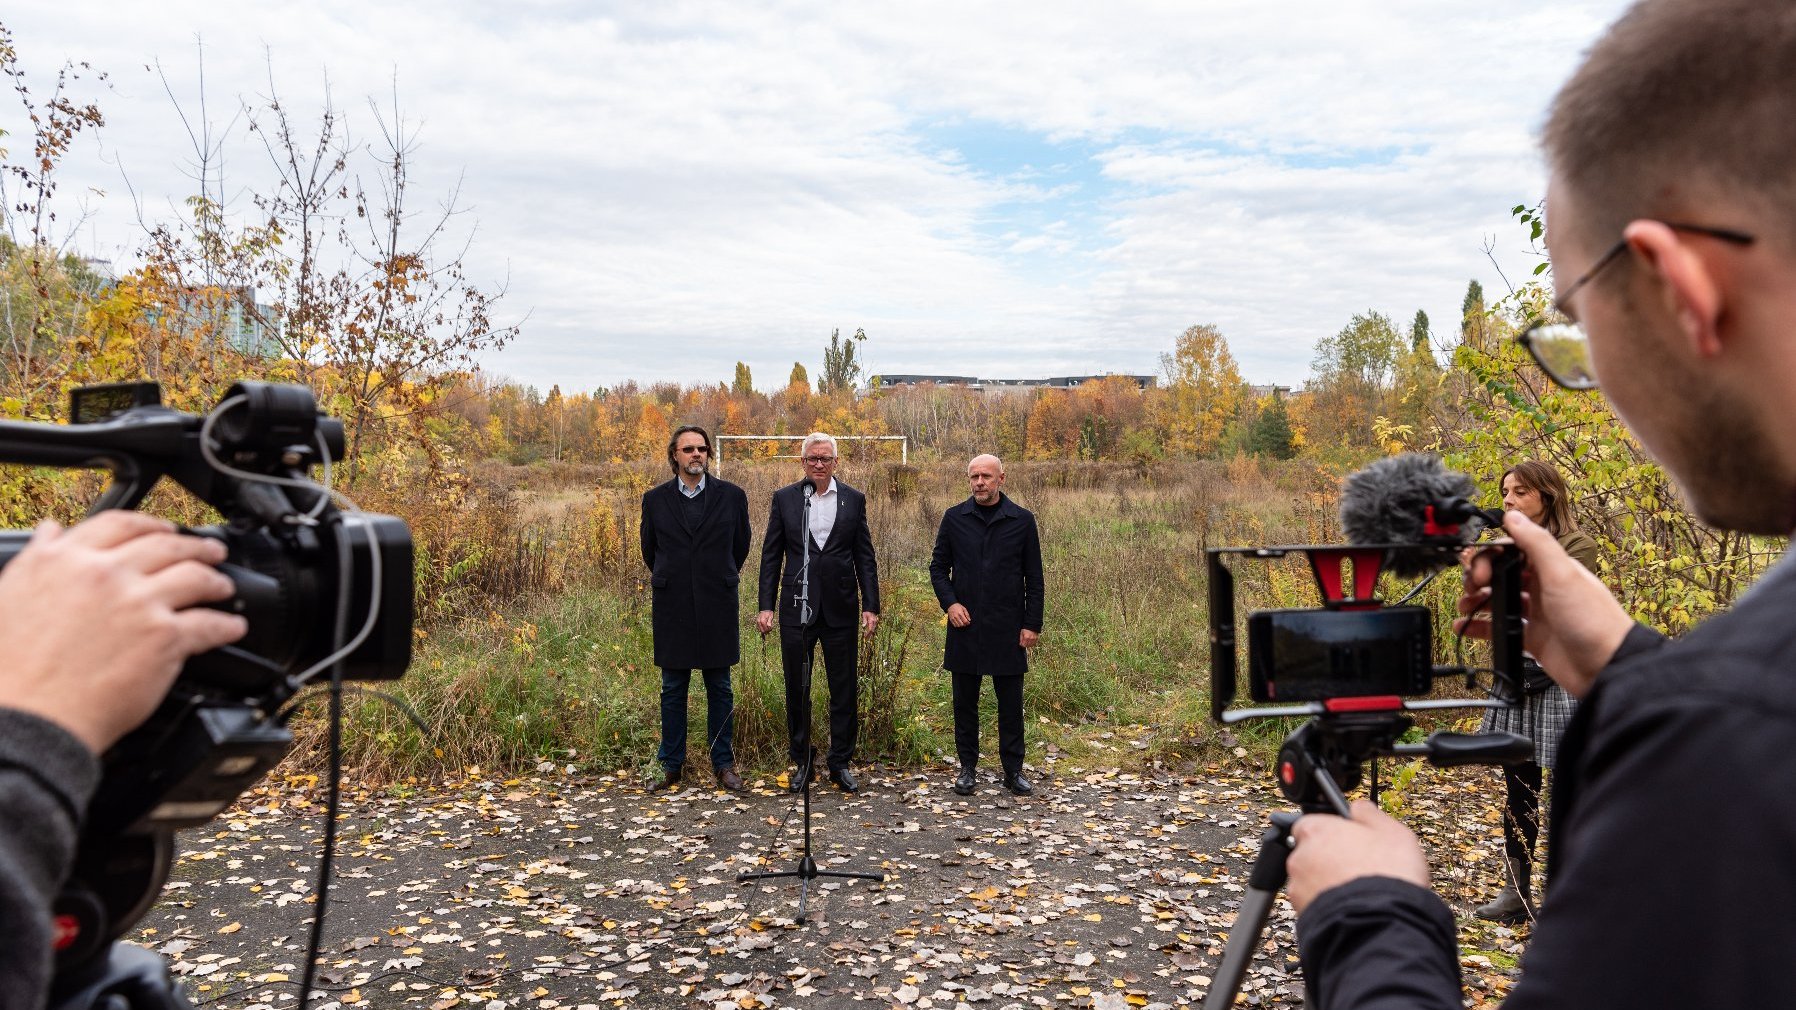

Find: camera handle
1201;714;1531;1009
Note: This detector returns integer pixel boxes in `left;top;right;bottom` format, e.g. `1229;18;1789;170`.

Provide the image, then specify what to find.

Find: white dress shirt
807;478;839;547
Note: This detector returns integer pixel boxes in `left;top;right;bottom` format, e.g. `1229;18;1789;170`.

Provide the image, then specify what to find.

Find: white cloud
3;0;1633;391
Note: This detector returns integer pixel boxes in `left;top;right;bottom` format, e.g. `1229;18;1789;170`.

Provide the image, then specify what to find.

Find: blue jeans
656;667;735;770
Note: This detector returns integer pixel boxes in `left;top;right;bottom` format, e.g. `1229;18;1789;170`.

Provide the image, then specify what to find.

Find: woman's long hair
1503;459;1577;537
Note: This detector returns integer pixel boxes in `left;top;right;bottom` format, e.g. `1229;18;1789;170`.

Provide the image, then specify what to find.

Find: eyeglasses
1518;221;1754;390
678;445;709;455
803;456;837;466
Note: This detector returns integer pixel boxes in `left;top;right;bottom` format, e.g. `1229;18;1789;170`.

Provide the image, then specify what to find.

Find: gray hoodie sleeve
0;707;100;1009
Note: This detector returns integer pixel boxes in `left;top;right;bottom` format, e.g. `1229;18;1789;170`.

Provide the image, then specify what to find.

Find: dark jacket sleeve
758;490;785;612
0;708;100;1010
1022;513;1044;632
731;484;751;573
852;490;880;614
929;512;957;611
1296;876;1462;1010
640;489;657;572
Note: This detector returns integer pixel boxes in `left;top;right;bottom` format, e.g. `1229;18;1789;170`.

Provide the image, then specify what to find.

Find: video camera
0;380;413;1001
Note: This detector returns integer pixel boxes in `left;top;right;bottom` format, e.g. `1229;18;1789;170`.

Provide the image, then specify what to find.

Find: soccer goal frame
714;434;908;475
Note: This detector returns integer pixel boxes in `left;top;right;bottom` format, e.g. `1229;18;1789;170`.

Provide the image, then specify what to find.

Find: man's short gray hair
801;432;838;457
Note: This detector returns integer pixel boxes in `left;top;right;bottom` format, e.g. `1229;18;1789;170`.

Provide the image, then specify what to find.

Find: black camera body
0;380;413;984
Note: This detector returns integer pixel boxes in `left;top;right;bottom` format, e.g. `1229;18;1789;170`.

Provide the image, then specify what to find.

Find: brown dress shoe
650;765;682;791
715;766;746;793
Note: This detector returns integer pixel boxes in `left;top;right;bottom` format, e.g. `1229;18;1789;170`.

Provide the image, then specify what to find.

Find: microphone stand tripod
1201;711;1531;1009
739;481;883;924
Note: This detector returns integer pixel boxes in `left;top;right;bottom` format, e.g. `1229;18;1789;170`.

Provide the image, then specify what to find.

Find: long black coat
640;476;751;669
929;493;1044;677
757;480;880;628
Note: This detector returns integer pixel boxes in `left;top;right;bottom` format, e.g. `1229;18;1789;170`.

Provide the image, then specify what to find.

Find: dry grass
318;457;1349;781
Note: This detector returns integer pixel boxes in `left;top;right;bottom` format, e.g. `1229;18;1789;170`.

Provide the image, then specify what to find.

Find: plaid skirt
1481;682;1578;769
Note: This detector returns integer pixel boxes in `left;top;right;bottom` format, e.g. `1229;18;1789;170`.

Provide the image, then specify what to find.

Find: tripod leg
1202;812;1299;1010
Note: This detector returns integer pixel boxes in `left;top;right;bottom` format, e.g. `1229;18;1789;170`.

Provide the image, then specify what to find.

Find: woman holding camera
1475;459;1602;923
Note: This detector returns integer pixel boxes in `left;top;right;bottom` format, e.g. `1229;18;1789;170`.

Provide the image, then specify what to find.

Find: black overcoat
929;493;1044;677
640;476;751;669
757;480;880;628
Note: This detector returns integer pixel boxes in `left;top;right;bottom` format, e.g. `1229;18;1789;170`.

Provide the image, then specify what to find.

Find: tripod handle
1391;730;1534;767
1248;811;1303;891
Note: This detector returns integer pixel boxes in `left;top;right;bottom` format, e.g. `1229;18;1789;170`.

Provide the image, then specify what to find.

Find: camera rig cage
0;380;413;1002
1197;535;1536;1009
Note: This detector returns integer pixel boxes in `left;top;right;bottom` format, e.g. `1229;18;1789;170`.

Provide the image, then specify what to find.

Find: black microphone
1339;453;1503;577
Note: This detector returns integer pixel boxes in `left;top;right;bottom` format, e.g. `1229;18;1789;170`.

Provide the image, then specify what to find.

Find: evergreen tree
1247;395;1295;459
1461;280;1487;343
1411;309;1432;350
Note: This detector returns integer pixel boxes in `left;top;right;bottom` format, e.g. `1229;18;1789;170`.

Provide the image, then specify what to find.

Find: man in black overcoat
755;432;880;793
930;453;1044;797
640;425;752;792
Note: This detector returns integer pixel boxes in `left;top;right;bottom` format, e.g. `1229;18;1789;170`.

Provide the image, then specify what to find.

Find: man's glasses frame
1518;221;1754;390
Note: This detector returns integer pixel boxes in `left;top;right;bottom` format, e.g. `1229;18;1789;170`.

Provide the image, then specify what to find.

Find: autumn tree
787;362;808;388
732;361;753;396
0;27;112;419
1159;324;1245;457
137;64;518;479
1305;310;1403;452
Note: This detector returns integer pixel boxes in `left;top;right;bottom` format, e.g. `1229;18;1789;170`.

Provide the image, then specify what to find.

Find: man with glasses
757;432;881;793
1284;3;1796;1007
640;425;752;793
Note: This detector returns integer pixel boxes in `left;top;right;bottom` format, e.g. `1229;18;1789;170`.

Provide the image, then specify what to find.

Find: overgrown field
323;458;1369;781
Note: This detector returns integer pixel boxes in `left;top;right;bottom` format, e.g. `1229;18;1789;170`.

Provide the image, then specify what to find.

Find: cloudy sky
4;2;1633;393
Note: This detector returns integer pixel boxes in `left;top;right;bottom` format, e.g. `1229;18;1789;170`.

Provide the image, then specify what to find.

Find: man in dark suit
640;425;752;793
930;454;1044;797
756;432;880;793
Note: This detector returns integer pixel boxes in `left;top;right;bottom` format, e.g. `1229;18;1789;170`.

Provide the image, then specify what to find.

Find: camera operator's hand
1454;510;1632;698
0;512;247;755
1288;799;1430;914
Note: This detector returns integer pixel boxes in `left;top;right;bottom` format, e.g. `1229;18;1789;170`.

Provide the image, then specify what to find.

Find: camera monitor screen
1247;606;1432;702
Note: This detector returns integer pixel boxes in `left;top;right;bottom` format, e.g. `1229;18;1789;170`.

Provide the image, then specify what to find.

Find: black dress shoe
787;764;814;794
650;765;682;791
829;767;860;794
953;767;976;796
1002;772;1033;796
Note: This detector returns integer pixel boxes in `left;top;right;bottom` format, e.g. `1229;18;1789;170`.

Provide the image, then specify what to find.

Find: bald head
967;454;1006;505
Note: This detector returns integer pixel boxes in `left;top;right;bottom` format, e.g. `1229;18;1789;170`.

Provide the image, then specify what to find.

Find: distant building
145;285;282;359
871;374;981;388
1246;383;1293;401
869;373;1155;394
